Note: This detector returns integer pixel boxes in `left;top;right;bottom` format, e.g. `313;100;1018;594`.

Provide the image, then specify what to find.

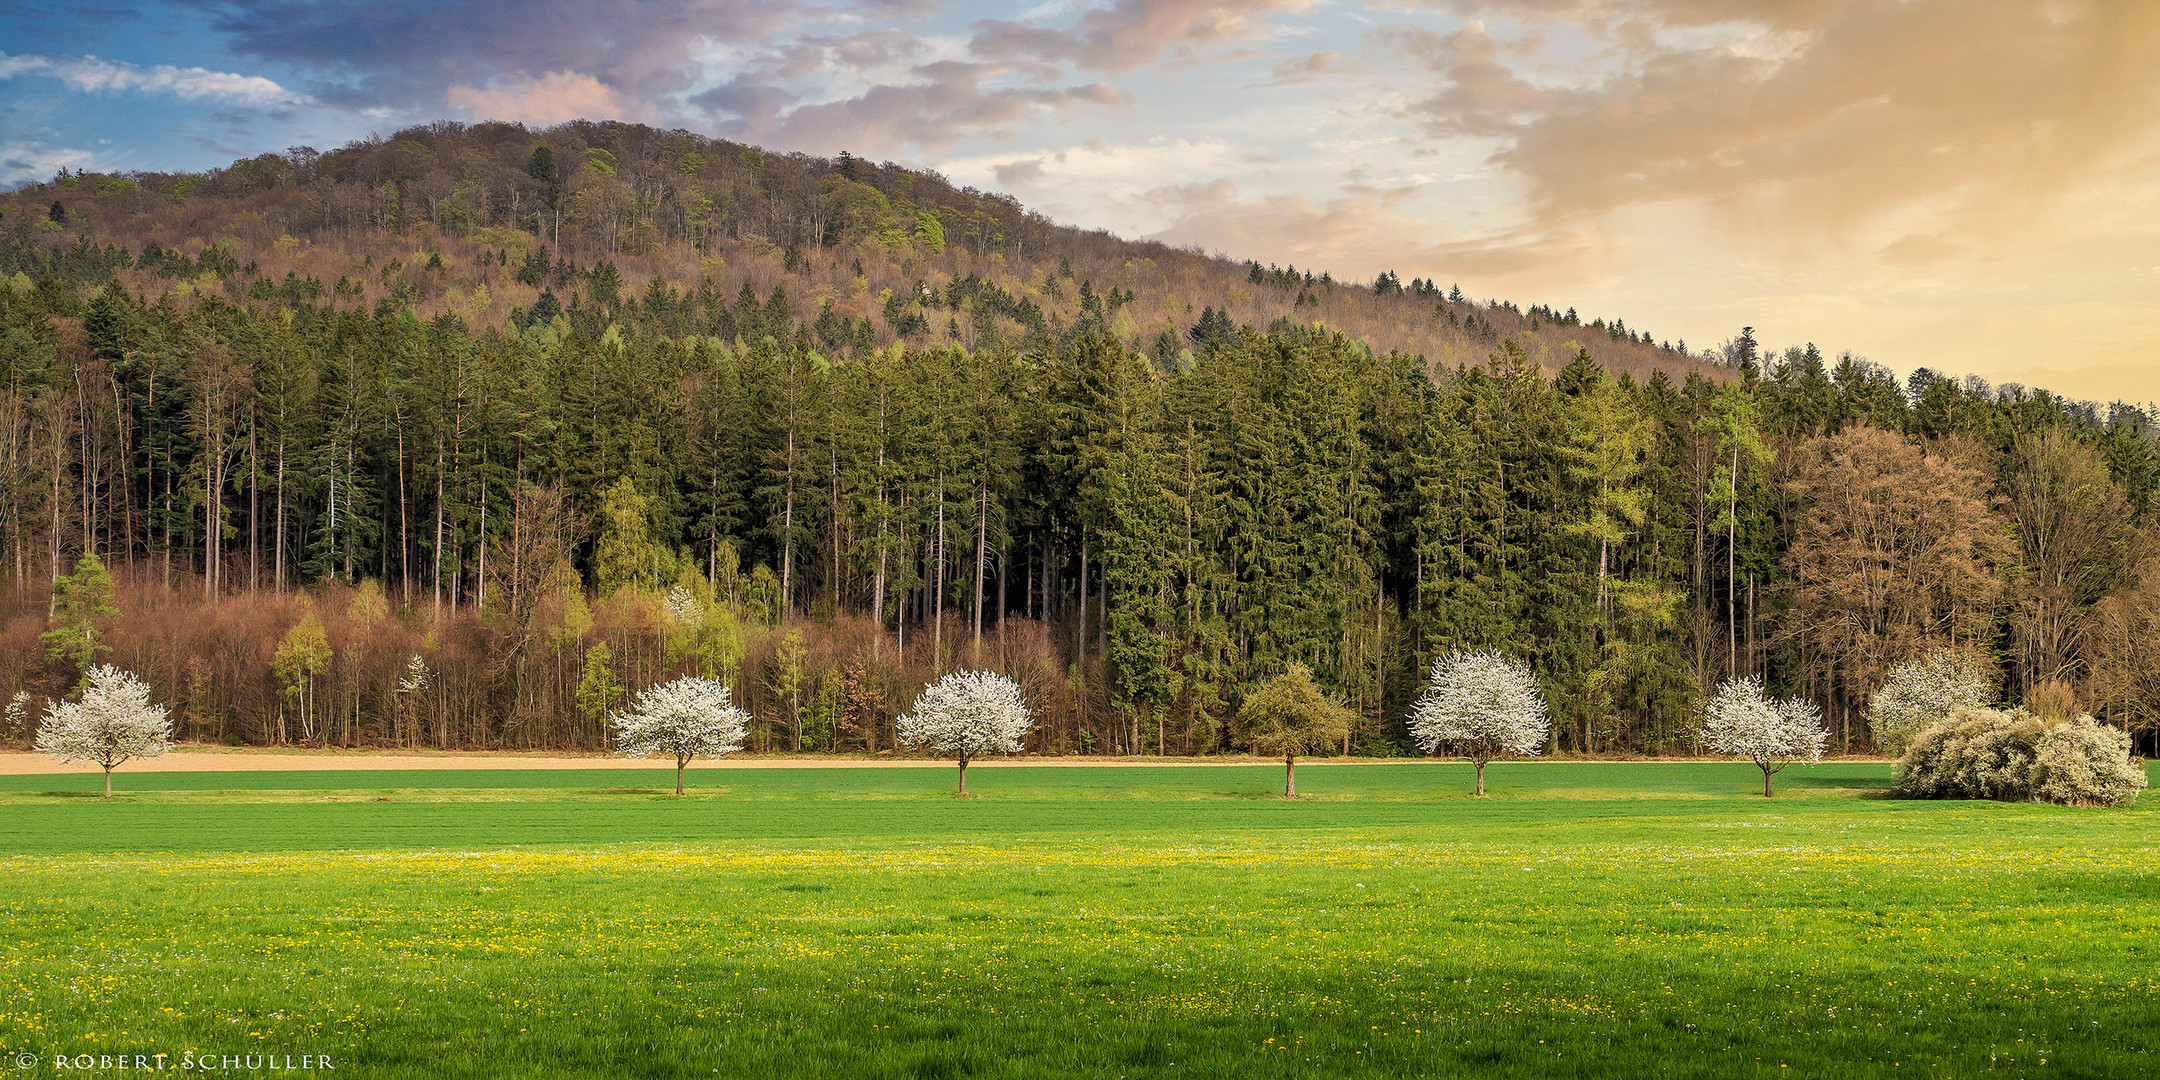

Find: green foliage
576;641;625;730
593;478;659;595
768;627;807;751
40;554;119;677
1235;663;1353;760
272;611;333;743
914;211;946;255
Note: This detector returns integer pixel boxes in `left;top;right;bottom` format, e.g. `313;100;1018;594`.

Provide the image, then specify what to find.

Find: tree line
5;261;2158;757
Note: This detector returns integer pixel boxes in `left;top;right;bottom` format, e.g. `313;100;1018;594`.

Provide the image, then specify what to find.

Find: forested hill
4;119;1703;379
2;119;2159;762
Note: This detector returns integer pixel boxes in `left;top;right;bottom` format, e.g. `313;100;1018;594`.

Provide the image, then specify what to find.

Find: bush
2033;717;2150;807
1898;706;2145;807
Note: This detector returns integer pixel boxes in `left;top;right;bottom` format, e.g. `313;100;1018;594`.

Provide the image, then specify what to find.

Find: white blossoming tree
1408;650;1549;797
610;675;749;796
896;670;1033;796
34;665;173;798
1703;677;1828;797
1869;647;1994;756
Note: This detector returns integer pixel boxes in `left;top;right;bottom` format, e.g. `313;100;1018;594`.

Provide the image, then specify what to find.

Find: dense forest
3;119;2158;757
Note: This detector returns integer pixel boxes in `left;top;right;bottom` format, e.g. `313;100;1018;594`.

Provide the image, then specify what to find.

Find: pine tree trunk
1076;537;1089;671
275;436;286;592
933;474;946;669
249;418;259;593
782;453;795;613
973;478;988;663
1728;450;1738;678
434;437;446;615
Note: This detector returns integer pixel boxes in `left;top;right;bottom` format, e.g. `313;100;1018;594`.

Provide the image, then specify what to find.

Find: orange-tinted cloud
1398;0;2160;241
447;71;649;126
971;0;1313;73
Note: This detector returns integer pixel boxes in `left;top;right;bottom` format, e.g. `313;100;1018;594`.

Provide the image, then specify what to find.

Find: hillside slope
4;118;1715;381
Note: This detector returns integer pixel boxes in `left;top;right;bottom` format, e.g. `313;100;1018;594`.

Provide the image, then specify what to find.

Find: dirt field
0;747;1297;775
0;747;1890;775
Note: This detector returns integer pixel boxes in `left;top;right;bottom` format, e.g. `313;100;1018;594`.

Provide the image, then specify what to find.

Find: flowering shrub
1899;706;2144;807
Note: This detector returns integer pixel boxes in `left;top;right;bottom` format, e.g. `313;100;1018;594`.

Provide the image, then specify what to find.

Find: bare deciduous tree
1776;428;2013;746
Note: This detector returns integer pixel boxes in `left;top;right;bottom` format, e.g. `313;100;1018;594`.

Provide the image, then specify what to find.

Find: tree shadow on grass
1784;775;1896;791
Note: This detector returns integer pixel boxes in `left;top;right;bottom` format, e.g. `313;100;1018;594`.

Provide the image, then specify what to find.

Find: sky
4;0;2158;402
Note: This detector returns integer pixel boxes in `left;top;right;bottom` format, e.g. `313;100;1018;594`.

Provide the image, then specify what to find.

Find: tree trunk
434;436;446;616
1762;765;1774;798
275;435;286;592
781;438;795;612
1284;755;1296;798
1475;760;1487;798
1728;449;1738;678
973;478;988;663
104;766;112;799
1075;540;1088;673
957;757;969;797
677;754;689;796
249;417;259;593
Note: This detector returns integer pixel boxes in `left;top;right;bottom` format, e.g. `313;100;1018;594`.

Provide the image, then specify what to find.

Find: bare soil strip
0;748;1887;776
0;749;1347;776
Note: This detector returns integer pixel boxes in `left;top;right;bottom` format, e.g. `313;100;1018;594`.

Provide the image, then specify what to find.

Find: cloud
1876;232;1966;268
1268;49;1340;81
1133;173;1617;286
208;0;794;109
995;158;1048;186
971;0;1312;73
696;60;1128;153
1389;0;2160;242
0;52;311;106
0;140;106;189
447;71;650;126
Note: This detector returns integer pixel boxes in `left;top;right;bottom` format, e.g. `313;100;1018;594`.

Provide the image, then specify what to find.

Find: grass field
1;760;2155;1077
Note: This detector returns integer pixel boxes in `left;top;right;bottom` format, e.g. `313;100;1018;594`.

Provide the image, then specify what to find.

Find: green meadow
1;761;2155;1077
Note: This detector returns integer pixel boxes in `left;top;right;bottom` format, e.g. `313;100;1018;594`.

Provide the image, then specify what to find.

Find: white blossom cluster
396;654;432;696
664;585;704;633
1900;706;2146;807
1703;677;1827;769
896;670;1034;762
1870;648;1992;753
2031;717;2148;807
35;665;173;771
610;676;747;764
3;689;29;740
1407;649;1549;760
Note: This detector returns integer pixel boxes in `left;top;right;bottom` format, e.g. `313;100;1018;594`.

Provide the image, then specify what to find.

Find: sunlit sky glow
4;0;2158;401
